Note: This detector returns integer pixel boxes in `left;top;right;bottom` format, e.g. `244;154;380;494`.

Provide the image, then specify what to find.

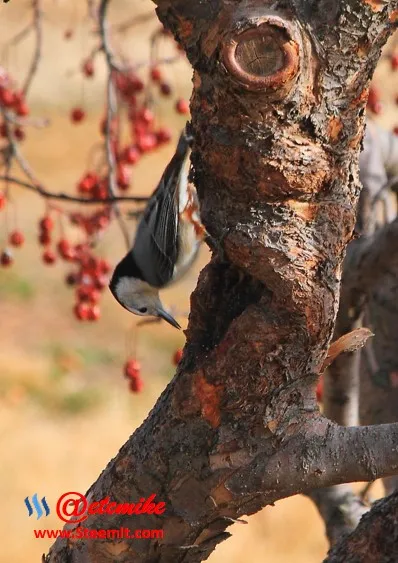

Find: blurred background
0;1;396;562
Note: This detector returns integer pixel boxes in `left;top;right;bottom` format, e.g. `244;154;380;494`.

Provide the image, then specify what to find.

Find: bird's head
109;271;181;329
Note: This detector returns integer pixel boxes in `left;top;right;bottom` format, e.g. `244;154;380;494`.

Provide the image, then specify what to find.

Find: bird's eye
138;307;148;314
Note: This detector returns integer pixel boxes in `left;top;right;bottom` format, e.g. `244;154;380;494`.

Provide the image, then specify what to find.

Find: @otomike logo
56;492;166;523
25;494;50;519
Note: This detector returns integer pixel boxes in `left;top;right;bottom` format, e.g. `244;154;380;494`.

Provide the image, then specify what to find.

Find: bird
109;126;205;329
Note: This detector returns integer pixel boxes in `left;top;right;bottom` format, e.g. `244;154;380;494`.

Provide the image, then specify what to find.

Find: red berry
96;215;110;231
0;122;7;137
39;216;54;231
82;59;94;78
371;101;382;115
367;87;379;107
391;53;398;71
160;82;172;96
65;272;79;286
39;231;51;246
114;72;129;94
122;145;140;165
43;249;56;265
57;239;75;261
124;359;141;380
0;248;13;267
139;107;155;125
137;133;157;153
12;91;23;104
14;126;25;141
393;126;398;136
94;274;108;290
150;67;162;82
9;230;24;247
129;377;144;393
117;165;130;190
15;100;29;117
77;172;97;193
130;76;144;93
77;285;100;304
156;127;172;144
74;302;90;321
87;304;101;321
0;192;6;210
71;107;85;123
93;183;108;200
173;349;183;365
98;258;111;274
175;98;189;115
0;88;14;107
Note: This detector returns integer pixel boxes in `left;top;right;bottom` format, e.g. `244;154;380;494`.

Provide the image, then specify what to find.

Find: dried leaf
321;328;373;372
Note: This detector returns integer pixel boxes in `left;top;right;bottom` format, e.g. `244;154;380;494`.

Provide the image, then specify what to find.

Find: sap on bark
221;16;300;92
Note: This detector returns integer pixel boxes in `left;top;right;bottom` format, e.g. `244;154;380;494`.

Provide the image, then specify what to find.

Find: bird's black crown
109;252;145;300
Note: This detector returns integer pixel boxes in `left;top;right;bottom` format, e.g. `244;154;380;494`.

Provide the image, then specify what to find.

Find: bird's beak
158;309;181;329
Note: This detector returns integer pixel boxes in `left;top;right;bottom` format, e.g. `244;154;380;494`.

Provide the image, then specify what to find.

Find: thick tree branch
45;416;398;562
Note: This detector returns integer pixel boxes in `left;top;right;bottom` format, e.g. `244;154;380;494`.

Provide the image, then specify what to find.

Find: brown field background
0;2;396;562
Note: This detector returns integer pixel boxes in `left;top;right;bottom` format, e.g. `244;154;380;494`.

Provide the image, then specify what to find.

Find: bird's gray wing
132;130;191;287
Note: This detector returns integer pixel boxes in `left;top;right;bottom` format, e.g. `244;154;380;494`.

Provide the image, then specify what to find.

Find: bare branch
0;175;148;204
23;0;43;95
98;0;131;249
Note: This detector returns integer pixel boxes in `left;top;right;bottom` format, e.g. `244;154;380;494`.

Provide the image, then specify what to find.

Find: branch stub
222;18;299;91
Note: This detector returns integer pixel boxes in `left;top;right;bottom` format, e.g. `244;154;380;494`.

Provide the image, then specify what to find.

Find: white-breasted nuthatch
109;127;205;329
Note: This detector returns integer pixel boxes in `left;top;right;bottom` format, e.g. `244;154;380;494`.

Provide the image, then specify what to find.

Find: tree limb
0;175;148;204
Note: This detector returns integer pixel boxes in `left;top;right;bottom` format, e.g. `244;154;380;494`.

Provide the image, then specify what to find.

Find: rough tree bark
47;1;398;562
308;124;398;544
325;491;398;562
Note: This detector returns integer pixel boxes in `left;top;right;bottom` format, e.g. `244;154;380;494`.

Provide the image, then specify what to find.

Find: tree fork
47;1;398;562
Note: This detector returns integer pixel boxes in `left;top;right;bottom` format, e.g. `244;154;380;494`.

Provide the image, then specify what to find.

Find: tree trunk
325;491;398;563
47;2;398;562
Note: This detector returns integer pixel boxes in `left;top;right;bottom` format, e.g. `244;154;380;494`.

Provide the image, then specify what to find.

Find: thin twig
86;0;97;22
359;481;375;503
99;0;119;71
100;0;131;249
4;24;32;47
0;175;148;204
23;0;43;95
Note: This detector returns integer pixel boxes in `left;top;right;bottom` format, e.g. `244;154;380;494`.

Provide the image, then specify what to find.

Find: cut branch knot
222;17;300;91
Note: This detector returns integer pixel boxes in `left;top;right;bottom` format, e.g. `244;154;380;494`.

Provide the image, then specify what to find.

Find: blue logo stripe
32;493;43;519
24;497;33;517
42;497;50;516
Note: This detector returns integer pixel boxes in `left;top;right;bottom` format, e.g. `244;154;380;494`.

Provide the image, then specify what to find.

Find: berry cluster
123;359;144;393
1;22;190;393
37;212;112;321
0;68;29;142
